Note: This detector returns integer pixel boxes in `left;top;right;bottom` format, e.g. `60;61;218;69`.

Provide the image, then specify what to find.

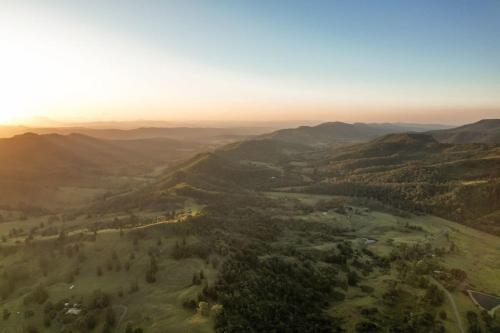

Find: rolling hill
0;133;204;208
428;119;500;144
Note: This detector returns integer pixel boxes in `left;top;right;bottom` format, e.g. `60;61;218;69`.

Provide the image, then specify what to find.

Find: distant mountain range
259;121;453;147
0;121;453;144
261;119;500;146
0;126;275;145
2;119;499;220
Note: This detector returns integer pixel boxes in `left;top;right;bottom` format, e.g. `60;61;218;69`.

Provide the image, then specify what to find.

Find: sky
0;0;499;125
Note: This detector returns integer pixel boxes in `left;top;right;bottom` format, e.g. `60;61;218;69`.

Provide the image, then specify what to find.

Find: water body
361;238;377;245
468;291;500;311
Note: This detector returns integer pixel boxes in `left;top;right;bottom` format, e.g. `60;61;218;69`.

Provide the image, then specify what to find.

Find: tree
145;269;156;283
105;308;116;327
355;321;380;332
192;273;201;285
439;310;447;320
145;255;158;283
3;309;10;320
466;311;482;333
129;280;139;293
85;313;97;330
347;270;360;286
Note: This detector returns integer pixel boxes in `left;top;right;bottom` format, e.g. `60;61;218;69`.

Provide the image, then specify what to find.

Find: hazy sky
1;0;499;125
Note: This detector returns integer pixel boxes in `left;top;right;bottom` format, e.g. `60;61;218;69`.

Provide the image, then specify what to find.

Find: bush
24;310;35;319
23;325;39;333
89;290;111;309
183;299;197;310
360;285;374;294
355;321;380;332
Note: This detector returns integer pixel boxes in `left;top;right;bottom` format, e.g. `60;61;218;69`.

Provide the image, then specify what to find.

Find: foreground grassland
0;205;215;333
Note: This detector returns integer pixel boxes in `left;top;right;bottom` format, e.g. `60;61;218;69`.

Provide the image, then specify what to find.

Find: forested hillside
103;124;500;235
300;133;500;235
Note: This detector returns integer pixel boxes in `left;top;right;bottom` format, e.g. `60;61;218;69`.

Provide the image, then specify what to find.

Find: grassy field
0;202;216;333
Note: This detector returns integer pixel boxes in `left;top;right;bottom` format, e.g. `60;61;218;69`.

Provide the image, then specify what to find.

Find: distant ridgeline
106;120;500;235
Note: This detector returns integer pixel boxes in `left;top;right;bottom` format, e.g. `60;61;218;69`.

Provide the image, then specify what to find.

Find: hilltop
260;122;441;147
429;119;500;144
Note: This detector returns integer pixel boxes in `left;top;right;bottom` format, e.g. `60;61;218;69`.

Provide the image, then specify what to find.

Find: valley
0;120;499;332
3;2;499;331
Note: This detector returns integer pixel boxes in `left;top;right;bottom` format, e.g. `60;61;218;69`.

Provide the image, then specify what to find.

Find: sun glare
0;111;13;125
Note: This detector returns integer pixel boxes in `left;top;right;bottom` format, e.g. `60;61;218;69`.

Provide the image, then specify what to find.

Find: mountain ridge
428;118;500;144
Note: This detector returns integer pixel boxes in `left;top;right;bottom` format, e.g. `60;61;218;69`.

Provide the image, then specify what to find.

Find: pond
468;290;500;312
361;238;377;245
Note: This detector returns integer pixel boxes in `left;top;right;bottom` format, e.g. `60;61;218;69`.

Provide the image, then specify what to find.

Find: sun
0;111;18;125
0;92;39;124
0;105;35;125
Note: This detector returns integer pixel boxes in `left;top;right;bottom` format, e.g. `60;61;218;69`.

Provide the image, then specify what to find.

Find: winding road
430;277;464;333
